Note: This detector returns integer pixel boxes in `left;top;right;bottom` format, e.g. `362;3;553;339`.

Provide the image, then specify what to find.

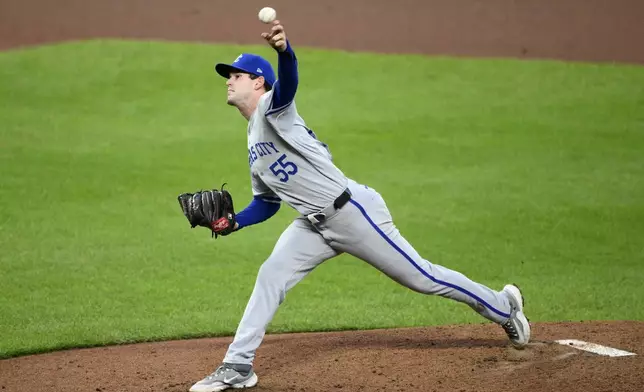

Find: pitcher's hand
261;20;287;52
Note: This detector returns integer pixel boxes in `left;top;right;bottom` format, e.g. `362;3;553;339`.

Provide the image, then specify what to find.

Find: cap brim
215;63;242;79
214;63;274;88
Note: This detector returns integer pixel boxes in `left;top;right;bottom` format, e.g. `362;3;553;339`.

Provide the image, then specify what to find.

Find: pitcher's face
226;72;262;107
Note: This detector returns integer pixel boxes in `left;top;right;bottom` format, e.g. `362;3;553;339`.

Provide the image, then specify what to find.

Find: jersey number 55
269;154;298;183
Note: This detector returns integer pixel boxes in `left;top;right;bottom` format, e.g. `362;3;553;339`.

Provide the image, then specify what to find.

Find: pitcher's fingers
271;34;284;45
271;23;284;34
263;29;279;40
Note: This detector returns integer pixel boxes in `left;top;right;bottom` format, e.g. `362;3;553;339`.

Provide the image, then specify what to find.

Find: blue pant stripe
348;199;510;319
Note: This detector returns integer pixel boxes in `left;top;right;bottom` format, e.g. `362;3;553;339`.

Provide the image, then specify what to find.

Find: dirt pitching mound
1;321;642;391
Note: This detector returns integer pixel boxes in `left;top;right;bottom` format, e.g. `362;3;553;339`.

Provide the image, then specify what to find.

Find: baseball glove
177;184;236;238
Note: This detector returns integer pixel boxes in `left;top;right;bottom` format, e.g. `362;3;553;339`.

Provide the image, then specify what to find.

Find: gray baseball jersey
248;91;348;215
222;90;514;366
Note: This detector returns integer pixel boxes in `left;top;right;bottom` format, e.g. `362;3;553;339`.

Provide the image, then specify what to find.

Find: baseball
258;7;277;24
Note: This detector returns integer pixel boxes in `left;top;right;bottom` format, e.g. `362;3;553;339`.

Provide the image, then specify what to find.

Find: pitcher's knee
256;259;291;301
257;260;285;286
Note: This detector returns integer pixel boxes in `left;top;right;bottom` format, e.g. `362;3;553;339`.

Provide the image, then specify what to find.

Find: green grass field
1;40;643;359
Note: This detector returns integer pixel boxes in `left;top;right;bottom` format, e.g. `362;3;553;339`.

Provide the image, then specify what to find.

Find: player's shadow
260;334;508;374
339;336;505;350
262;332;507;353
259;335;510;377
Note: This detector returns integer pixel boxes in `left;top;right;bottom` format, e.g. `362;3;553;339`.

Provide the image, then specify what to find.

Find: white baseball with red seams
258;7;277;24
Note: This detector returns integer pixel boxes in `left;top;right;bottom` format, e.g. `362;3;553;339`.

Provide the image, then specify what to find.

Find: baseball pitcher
179;20;531;392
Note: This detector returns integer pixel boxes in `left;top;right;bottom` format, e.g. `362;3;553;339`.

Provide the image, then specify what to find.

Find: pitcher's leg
351;205;511;323
224;218;338;365
328;185;511;324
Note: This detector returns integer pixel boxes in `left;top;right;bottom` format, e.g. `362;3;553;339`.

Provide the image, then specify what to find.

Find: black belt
308;188;352;224
333;188;352;209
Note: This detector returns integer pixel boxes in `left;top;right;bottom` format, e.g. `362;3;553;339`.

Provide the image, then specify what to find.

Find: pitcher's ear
254;76;266;91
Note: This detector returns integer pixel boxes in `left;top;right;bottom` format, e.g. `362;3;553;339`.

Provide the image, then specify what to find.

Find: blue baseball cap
215;53;276;88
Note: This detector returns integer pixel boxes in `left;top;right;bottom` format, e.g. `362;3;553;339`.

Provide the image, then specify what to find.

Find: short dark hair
249;73;272;91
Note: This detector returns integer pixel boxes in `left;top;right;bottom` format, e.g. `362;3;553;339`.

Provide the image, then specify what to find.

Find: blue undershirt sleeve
235;196;281;229
266;40;298;116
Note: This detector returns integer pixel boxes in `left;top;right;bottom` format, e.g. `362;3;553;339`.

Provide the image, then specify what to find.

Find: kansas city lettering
249;142;279;166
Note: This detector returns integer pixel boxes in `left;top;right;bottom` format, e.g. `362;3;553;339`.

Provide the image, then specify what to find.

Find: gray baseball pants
223;179;511;365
